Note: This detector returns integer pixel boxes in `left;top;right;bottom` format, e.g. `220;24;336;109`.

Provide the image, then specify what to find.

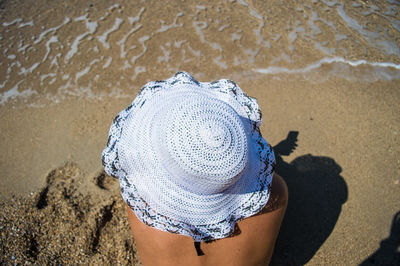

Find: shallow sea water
0;0;399;105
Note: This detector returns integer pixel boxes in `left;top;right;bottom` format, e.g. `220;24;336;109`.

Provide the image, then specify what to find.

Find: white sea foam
192;21;207;43
90;58;101;66
237;0;269;47
130;35;150;64
308;11;322;35
103;57;112;68
2;18;22;27
237;0;262;20
65;16;97;62
121;60;132;70
186;43;201;58
387;0;400;5
337;4;400;56
157;45;171;63
51;53;61;67
384;5;398;17
213;56;228;69
270;52;294;65
97;18;123;49
75;66;91;83
180;49;194;64
156;13;183;33
288;21;305;52
40;73;56;86
314;41;336;55
109;3;120;12
42;36;58;63
131;66;146;80
174;40;185;48
231;33;242;41
48;77;57;85
233;56;241;66
40;73;56;82
254;57;400;76
90;4;120;22
74;15;87;21
17;43;30;54
18;62;40;75
117;8;145;59
218;24;230;32
56;81;71;97
7;61;21;74
0;79;7;89
243;48;258;64
34;17;70;45
321;0;338;8
128;7;146;24
73;58;101;83
361;5;379;16
18;21;34;28
378;6;400;32
335;34;348;42
209;42;222;51
192;21;223;51
117;24;142;58
0;80;35;104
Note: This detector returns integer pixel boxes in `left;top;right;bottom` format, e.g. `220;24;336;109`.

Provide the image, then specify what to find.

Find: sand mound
0;163;141;265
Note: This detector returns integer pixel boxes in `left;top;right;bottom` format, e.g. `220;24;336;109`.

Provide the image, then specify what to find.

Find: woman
102;72;288;265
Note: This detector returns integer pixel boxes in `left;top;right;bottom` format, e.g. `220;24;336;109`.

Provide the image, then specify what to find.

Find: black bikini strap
194;241;204;256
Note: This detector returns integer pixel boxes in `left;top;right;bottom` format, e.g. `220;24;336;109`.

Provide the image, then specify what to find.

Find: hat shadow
360;210;400;265
270;131;348;265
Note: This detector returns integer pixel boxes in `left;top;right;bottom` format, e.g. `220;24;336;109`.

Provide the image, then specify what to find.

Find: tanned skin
127;173;288;266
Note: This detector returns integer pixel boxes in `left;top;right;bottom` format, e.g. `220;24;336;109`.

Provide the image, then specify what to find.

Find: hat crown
199;121;226;147
154;90;249;195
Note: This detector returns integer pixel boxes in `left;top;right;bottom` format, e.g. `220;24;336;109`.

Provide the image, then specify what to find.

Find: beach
1;0;399;264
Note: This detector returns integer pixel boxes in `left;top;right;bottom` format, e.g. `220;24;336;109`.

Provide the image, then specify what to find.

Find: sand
0;163;141;265
1;0;400;264
1;76;399;265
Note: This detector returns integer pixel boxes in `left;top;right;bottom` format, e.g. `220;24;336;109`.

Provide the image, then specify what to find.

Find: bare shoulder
260;173;288;214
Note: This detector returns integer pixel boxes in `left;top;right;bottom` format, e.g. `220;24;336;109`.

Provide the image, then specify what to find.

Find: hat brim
120;134;274;241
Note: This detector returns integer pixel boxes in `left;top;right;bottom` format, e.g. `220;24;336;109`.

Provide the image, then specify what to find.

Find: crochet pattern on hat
102;72;275;241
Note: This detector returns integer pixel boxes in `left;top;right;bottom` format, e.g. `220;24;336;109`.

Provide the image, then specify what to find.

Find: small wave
254;57;400;74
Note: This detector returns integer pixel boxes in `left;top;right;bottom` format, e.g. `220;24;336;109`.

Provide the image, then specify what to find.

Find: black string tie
194;241;204;256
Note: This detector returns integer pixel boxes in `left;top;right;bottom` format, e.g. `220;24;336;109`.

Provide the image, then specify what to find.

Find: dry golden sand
1;76;399;265
0;163;141;265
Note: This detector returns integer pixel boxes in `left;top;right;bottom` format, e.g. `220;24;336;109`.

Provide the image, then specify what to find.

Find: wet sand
1;0;400;264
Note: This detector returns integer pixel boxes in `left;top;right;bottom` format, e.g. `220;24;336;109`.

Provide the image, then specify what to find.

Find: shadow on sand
270;131;348;265
360;210;400;265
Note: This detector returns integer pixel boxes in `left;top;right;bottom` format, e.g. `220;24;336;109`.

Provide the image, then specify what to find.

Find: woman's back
128;174;288;266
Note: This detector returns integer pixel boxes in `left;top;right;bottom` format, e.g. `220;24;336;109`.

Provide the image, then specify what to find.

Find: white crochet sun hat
102;72;275;241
